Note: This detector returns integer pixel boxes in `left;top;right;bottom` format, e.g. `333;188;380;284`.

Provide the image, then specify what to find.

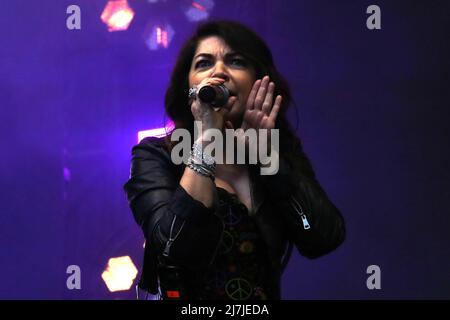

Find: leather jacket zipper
290;195;311;230
163;215;185;257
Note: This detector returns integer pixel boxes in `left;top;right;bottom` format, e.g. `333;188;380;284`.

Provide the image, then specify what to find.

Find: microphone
197;84;230;107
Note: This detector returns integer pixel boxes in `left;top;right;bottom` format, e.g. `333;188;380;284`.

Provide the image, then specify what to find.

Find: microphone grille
198;86;216;103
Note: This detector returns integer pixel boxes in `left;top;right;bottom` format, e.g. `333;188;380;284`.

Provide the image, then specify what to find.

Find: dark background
1;0;449;299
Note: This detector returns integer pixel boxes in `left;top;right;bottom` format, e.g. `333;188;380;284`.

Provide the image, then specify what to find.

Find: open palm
225;76;282;163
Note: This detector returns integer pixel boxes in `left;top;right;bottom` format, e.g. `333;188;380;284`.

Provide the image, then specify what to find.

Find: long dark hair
164;20;316;182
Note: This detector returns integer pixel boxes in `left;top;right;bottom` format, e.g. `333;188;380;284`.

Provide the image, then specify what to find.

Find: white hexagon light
101;256;138;292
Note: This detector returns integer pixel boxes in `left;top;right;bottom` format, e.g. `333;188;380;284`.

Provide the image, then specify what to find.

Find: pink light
155;27;168;48
101;0;135;32
185;0;214;22
144;24;175;51
156;27;162;44
137;121;175;143
192;2;206;11
161;29;168;48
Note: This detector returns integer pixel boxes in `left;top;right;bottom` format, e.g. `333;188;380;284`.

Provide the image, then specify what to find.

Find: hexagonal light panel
101;256;138;292
100;0;135;32
184;0;215;22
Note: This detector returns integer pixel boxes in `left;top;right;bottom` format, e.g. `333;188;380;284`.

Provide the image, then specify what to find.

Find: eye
229;58;247;67
195;59;212;69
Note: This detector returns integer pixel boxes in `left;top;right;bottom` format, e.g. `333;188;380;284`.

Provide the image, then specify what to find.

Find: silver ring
188;86;198;100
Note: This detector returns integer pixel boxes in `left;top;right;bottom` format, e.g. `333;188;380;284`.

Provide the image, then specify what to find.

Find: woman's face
188;36;256;126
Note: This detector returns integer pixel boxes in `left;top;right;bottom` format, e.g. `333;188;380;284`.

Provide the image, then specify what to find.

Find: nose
211;61;229;81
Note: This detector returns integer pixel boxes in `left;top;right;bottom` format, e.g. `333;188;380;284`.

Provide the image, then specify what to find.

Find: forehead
194;36;233;57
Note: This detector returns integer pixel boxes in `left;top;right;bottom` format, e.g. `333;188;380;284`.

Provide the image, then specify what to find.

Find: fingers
248;76;276;116
207;77;225;85
262;82;275;115
215;96;236;113
247;79;262;110
224;95;237;109
269;95;282;123
225;120;234;130
254;76;270;111
197;77;225;91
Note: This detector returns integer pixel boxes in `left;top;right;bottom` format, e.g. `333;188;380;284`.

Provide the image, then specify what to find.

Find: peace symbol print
225;278;253;300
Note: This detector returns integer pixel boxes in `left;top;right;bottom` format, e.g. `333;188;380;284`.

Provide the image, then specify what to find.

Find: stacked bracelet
186;142;216;180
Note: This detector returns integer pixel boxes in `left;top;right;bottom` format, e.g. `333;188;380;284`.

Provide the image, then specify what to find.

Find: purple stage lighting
183;0;214;22
137;120;175;142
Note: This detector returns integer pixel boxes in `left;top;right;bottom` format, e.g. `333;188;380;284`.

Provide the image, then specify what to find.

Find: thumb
225;120;234;129
225;96;237;109
217;96;237;114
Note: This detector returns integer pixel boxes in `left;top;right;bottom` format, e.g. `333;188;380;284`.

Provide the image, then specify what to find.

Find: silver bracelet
187;157;214;173
191;142;216;168
187;161;215;180
186;142;216;180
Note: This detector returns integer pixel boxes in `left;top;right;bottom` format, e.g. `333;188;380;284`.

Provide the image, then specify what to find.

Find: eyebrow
193;52;242;60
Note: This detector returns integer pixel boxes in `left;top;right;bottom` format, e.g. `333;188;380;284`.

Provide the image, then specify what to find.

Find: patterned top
199;187;274;300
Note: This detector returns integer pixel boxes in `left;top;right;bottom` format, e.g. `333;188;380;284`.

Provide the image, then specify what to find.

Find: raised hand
225;75;282;166
191;77;237;133
241;75;282;131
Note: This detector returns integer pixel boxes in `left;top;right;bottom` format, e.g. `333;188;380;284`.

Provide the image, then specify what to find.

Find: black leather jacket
123;136;345;298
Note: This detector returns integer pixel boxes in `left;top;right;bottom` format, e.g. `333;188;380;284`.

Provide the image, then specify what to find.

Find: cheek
242;72;256;94
188;70;202;87
188;74;195;88
240;77;255;100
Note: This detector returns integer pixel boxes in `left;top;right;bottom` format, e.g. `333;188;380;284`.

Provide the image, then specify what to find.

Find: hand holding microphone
189;82;230;108
189;78;237;133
